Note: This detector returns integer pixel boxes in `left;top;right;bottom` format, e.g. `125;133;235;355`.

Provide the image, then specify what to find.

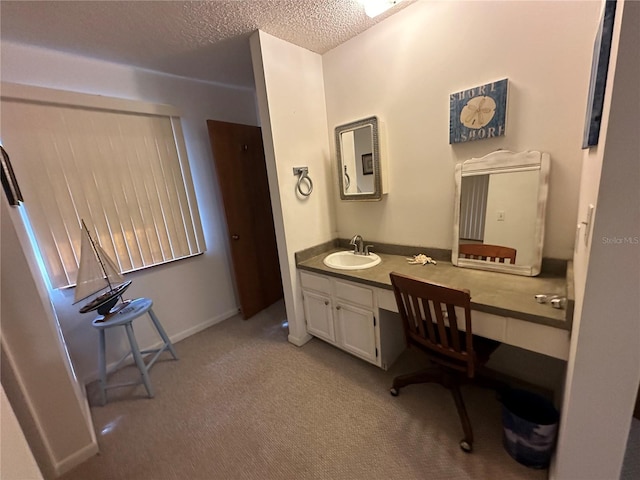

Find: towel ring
293;167;313;197
343;165;351;190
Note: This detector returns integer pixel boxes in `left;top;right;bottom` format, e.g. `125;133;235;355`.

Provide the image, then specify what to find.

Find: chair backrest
390;272;477;378
458;244;517;264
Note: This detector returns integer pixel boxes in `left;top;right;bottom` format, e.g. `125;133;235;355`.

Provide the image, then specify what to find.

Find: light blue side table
92;297;178;405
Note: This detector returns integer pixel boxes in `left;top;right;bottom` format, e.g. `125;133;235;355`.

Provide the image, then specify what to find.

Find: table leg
124;322;154;398
98;330;107;406
148;308;178;360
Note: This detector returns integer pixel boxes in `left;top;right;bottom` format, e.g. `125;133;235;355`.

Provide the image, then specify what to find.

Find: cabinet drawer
300;271;331;294
334;280;374;308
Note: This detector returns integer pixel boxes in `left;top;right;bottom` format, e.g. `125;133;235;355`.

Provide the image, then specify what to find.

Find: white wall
323;0;602;259
250;31;335;345
1;199;97;478
0;385;44;480
552;1;640;478
1;41;258;382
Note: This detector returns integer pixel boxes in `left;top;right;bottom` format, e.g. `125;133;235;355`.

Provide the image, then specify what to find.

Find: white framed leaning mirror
452;150;550;276
336;116;384;201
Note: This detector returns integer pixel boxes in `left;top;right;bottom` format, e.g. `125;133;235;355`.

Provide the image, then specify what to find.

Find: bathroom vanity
299;270;396;368
302;147;570;369
296;246;573;370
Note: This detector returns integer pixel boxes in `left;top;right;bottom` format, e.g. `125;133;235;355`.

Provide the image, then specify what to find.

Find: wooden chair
458;243;517;264
389;272;501;452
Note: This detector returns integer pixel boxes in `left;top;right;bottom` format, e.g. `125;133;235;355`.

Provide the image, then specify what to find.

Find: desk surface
297;248;573;331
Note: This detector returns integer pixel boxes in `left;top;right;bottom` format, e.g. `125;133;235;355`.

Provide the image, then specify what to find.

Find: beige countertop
296;247;573;331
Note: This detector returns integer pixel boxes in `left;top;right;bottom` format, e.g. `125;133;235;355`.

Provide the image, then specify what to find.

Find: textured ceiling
1;1;414;89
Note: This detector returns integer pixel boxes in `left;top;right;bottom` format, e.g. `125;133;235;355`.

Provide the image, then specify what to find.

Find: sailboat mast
81;220;114;292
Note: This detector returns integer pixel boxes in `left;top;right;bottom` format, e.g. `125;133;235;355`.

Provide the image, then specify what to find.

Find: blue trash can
501;388;560;469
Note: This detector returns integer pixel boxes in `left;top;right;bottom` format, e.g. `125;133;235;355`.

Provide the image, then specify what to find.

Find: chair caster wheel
390;387;399;396
459;440;472;453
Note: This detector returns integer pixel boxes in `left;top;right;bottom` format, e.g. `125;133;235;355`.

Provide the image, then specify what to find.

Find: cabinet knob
336;306;341;310
324;301;329;306
231;234;240;240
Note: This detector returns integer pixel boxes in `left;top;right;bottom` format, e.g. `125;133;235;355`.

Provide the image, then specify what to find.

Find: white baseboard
288;332;312;347
168;307;238;344
54;438;99;477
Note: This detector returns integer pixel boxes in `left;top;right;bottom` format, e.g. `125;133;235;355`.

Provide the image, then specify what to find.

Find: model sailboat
74;220;132;315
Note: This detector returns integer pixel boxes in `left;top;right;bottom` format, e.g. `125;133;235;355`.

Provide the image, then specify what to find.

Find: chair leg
390;368;442;395
124;322;155;398
450;383;474;452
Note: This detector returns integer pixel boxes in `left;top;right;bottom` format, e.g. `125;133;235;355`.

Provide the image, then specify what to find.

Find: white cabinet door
302;290;335;343
335;302;377;364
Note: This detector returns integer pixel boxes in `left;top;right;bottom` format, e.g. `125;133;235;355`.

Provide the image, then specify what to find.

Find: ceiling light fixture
358;0;404;18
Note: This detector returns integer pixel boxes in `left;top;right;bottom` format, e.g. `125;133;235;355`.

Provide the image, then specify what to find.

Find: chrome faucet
349;234;364;255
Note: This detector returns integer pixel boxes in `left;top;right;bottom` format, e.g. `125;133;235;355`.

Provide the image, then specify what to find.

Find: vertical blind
459;175;489;241
1;83;205;289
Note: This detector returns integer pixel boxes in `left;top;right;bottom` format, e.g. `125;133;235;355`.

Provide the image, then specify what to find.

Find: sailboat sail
74;223;125;303
96;244;124;285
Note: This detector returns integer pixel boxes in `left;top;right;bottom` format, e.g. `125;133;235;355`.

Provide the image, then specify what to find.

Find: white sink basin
323;251;381;270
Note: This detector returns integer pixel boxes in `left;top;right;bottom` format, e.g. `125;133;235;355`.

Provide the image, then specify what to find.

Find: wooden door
207;120;283;319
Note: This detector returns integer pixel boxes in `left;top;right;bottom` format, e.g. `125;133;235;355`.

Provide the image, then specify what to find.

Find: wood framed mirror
452;150;550;276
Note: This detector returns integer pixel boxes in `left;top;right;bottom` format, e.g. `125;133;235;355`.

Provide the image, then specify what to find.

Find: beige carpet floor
60;300;551;480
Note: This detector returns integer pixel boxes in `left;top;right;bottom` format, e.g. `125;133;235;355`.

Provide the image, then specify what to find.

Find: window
1;83;205;289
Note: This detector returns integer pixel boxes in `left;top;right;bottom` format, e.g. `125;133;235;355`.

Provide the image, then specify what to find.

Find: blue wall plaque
449;79;508;144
